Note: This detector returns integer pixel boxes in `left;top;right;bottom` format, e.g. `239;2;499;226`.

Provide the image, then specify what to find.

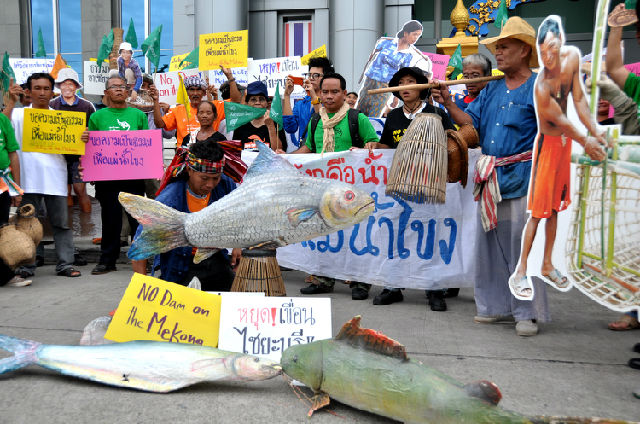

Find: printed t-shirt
162;102;225;146
380;103;455;148
233;123;288;151
11;107;68;196
623;72;640;121
88;107;149;132
305;111;379;153
0;114;19;170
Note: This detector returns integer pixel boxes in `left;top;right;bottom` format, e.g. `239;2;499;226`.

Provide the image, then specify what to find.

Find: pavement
0;200;639;423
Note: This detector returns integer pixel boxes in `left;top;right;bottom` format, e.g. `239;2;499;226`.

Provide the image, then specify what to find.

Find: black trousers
180;251;235;292
0;191;13;285
95;181;145;267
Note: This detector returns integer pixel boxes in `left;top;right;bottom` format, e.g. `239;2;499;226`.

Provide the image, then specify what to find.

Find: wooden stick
367;75;505;95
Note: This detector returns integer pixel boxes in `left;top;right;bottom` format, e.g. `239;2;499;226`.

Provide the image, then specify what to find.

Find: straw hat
481;16;538;68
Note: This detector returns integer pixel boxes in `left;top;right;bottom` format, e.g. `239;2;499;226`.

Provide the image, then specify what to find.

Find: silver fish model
120;141;375;262
0;334;281;393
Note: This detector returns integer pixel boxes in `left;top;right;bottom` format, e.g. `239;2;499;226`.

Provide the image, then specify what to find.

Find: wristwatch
310;98;321;105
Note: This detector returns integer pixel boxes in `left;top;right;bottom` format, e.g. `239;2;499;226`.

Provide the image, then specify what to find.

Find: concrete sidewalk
0;266;638;423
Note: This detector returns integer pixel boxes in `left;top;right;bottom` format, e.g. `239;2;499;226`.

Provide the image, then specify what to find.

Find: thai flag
284;21;312;57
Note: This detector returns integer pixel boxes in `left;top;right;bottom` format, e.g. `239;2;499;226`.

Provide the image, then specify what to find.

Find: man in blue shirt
433;17;549;337
283;57;334;147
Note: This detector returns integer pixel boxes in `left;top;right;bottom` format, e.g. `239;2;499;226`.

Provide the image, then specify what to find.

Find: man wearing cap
433;17;548;336
50;67;95;214
117;42;142;102
131;140;241;291
150;68;241;147
512;16;607;300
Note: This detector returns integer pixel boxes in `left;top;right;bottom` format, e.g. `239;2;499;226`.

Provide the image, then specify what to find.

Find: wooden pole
366;75;504;95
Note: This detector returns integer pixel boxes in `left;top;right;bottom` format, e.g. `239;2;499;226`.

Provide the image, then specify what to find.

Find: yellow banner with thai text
199;30;248;70
105;273;222;347
22;108;86;155
169;52;191;71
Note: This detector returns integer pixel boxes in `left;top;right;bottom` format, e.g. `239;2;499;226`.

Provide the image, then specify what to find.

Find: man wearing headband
131;141;241;291
151;68;241;147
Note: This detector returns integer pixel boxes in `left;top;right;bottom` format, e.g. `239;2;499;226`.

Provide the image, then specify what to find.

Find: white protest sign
207;67;248;89
152;69;204;105
83;61;110;95
247;56;306;96
218;297;332;361
9;58;54;84
242;149;480;290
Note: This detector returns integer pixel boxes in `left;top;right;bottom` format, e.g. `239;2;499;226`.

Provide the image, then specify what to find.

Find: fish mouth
354;200;375;218
267;364;283;375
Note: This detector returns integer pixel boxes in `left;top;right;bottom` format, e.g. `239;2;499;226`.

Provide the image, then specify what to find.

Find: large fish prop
281;317;633;424
120;141;375;262
0;334;281;393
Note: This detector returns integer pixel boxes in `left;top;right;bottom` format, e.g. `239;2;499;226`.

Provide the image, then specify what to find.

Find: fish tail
0;334;41;374
119;192;189;259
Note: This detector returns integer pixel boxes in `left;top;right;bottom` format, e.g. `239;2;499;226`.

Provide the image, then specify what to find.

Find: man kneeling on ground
131;141;241;291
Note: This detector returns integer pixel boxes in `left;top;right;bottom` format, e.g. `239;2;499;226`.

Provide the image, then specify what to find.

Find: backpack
308;108;364;152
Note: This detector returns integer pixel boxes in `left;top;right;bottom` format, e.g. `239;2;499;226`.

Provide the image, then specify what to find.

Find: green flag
626;0;637;9
179;46;199;69
270;82;283;128
125;18;138;49
142;24;162;71
1;52;15;92
96;29;114;66
494;0;508;29
35;27;46;58
224;102;266;132
448;44;463;80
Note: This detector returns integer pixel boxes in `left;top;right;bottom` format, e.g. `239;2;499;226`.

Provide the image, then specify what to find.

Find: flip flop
608;315;640;331
508;274;534;301
541;268;570;289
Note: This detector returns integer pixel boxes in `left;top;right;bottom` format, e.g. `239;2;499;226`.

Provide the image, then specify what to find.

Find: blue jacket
283;96;313;146
133;176;236;283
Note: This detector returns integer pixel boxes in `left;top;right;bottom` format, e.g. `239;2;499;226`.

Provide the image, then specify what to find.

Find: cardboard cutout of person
356;20;432;118
508;15;607;301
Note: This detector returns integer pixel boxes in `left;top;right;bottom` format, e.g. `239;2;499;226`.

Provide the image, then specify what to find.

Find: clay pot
0;224;36;268
14;204;43;246
446;129;469;188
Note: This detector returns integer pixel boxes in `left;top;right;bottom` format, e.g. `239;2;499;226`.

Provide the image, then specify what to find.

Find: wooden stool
231;249;286;296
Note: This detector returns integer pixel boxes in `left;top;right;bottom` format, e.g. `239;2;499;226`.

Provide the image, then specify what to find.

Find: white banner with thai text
247;56;306;97
152;69;205;105
83;61;110;95
242;149;480;289
9;58;54;84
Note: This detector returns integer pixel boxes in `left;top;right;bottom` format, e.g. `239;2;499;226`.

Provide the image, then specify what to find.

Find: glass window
151;0;173;72
122;0;146;72
31;0;55;58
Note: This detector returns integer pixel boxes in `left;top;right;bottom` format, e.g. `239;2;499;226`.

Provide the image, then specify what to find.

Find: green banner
224;102;266;132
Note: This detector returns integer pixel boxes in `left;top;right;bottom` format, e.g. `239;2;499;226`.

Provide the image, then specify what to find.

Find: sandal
508;274;534;301
57;267;81;278
608;314;640;331
541;268;570;289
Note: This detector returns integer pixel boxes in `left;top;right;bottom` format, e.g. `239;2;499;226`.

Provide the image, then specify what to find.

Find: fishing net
565;147;640;312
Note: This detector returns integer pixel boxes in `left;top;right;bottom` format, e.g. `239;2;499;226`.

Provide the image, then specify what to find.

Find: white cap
54;67;83;90
119;42;133;52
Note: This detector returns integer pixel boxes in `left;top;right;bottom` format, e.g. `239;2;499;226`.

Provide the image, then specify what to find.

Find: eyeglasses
108;85;128;91
303;72;323;80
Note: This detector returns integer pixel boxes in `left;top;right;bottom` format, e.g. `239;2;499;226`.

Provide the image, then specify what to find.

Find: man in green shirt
84;75;149;275
292;73;378;300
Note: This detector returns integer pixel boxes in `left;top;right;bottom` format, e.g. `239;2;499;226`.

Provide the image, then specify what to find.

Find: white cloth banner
247;56;306;97
207;67;248;89
242;149;480;289
83;61;110;95
9;58;54;84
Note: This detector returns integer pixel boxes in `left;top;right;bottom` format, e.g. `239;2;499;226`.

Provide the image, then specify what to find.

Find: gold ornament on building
437;0;479;58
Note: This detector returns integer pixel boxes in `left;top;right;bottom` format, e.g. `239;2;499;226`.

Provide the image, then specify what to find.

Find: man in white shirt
5;72;80;278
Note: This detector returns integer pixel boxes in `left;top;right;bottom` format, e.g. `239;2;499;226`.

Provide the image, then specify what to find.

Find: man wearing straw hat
433;17;548;336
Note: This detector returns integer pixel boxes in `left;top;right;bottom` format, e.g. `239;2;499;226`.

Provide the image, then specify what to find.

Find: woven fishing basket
0;224;36;268
231;249;286;296
13;204;43;246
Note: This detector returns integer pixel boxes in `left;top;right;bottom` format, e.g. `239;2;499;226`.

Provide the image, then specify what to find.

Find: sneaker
373;289;403;305
515;320;538;336
91;264;117;275
474;315;515;324
7;276;32;287
300;283;333;295
351;287;369;301
426;290;447;311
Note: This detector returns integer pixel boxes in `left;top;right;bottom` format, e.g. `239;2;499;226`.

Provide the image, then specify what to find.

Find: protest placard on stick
82;129;163;181
105;273;222;347
22;108;86;155
83;60;110;95
199;30;248;70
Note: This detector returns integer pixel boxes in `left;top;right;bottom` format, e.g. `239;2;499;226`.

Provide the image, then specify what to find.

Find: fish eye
292;355;298;363
254;357;259;363
344;191;355;201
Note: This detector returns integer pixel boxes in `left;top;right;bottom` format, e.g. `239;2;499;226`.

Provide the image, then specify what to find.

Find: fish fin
187;276;202;290
193;248;219;264
335;316;408;361
119;192;190;260
463;380;502;406
0;334;41;374
244;141;301;181
190;357;226;372
286;207;317;227
308;392;331;417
